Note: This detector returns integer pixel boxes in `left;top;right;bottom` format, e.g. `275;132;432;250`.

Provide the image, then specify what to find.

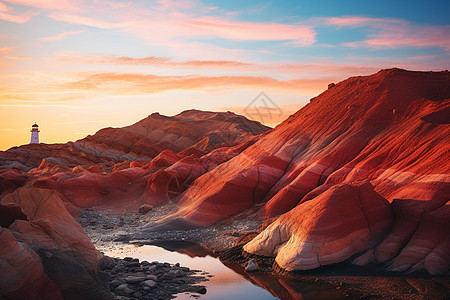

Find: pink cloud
326;16;450;51
41;30;86;41
4;0;81;11
186;16;316;45
327;16;383;26
48;12;131;29
50;51;252;69
0;1;37;23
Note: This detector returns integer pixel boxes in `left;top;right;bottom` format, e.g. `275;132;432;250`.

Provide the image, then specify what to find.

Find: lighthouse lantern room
30;123;40;144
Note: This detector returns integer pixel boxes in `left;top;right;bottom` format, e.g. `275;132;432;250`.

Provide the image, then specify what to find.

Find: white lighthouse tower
30;123;40;144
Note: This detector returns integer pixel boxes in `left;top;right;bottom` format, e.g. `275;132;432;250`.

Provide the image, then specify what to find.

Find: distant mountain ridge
0;109;270;171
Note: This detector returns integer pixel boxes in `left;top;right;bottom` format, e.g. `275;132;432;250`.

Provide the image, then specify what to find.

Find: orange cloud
61;72;330;95
4;56;31;60
41;30;86;41
0;47;13;55
50;52;382;77
0;71;331;105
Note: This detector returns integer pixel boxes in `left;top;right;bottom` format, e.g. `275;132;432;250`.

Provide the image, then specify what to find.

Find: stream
102;241;352;300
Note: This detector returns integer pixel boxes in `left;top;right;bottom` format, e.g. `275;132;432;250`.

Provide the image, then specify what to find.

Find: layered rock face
165;69;449;274
0;188;110;299
243;182;393;271
0;110;269;208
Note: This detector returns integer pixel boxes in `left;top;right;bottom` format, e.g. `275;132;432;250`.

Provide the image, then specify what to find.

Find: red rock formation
164;69;449;274
244;182;393;271
0;110;269;209
0;168;29;197
0;227;63;300
383;202;450;275
0;188;109;299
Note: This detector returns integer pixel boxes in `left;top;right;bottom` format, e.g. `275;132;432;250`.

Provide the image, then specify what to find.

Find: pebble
98;255;116;270
138;204;153;214
245;259;259;272
196;287;207;294
115;283;134;295
173;269;186;277
125;276;146;284
142;280;157;288
146;275;157;281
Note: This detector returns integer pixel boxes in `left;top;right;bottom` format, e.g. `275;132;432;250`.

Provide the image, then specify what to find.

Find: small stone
110;279;122;288
142;280;157;288
89;218;97;225
133;291;142;298
173;269;186;277
181;267;190;272
195;286;207;294
147;265;157;272
159;273;174;281
138;204;153;214
98;255;116;270
123;257;133;262
115;284;134;294
125;276;146;284
116;283;128;290
146;275;157;281
245;259;259;272
127;262;141;268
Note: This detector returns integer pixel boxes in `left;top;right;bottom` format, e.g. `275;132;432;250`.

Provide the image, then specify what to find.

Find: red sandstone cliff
164;69;449;274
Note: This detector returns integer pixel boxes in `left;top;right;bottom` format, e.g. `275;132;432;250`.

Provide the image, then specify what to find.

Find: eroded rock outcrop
0;188;110;299
162;69;449;274
243;182;393;271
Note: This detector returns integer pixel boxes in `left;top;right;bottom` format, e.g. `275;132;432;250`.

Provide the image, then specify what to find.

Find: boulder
0;187;110;298
244;182;393;271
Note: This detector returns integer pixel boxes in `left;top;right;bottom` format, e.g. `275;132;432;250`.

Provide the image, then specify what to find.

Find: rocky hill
162;69;450;275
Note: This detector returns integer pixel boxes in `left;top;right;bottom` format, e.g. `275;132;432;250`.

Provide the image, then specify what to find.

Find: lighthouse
30;123;40;144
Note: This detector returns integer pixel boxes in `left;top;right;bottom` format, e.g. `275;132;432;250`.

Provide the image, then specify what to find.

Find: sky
0;0;449;150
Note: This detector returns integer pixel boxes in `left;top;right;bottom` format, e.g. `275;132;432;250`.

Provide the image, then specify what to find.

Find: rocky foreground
98;256;208;299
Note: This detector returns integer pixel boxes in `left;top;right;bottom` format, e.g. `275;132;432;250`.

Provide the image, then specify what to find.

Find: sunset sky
1;0;449;150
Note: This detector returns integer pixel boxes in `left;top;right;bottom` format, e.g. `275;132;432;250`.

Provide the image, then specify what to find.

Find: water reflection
102;242;350;300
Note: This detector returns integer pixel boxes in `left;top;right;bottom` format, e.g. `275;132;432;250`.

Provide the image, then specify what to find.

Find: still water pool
102;241;350;300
